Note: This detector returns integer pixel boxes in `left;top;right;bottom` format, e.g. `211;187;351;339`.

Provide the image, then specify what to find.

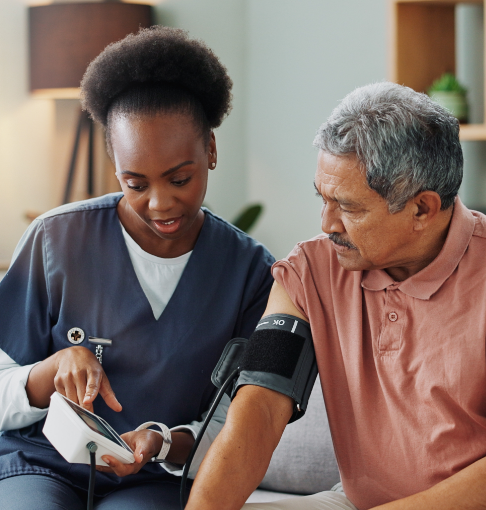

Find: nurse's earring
209;153;216;170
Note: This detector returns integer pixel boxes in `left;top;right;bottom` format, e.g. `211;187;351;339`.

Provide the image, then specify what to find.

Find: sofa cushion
246;489;300;503
259;378;340;495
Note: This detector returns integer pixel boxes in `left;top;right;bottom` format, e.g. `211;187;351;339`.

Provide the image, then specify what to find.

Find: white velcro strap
135;421;172;461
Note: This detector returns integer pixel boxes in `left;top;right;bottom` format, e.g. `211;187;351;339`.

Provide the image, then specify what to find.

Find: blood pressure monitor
43;392;134;466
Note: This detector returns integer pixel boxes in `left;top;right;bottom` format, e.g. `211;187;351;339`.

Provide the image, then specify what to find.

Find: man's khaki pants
243;485;357;510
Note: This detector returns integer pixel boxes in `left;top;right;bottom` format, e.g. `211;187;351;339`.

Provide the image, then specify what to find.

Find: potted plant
428;73;468;123
203;203;264;233
232;204;263;233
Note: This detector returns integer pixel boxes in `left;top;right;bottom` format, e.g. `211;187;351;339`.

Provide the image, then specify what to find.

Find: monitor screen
61;395;132;452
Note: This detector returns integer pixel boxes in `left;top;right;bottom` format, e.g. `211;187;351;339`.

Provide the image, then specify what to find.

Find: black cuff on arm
232;314;318;423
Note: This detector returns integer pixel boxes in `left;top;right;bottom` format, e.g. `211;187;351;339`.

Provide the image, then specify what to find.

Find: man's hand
26;346;122;412
97;429;162;476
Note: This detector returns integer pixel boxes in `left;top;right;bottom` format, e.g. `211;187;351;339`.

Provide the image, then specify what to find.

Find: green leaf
428;73;467;94
232;204;263;233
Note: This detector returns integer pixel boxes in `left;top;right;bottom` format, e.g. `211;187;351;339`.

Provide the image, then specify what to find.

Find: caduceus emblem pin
67;327;85;345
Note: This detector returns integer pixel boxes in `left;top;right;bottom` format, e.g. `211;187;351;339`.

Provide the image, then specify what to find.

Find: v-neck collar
113;199;211;322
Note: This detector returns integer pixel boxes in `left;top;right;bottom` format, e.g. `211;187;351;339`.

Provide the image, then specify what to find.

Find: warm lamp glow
31;88;81;100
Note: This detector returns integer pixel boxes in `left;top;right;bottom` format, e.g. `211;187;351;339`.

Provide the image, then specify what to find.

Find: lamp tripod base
63;110;95;205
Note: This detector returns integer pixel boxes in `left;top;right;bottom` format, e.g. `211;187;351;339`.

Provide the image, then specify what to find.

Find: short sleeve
0;220;52;365
233;248;275;339
271;244;309;318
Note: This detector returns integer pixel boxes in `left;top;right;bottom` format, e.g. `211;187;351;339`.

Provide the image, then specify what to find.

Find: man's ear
412;191;442;231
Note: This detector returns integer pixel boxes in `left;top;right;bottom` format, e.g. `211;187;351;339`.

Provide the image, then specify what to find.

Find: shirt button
388;312;398;322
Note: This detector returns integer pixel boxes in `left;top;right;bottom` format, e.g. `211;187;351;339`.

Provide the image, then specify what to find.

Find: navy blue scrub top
0;193;274;495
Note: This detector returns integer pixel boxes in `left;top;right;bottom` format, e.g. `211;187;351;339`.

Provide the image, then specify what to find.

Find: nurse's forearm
166;431;195;465
186;385;293;510
371;456;486;510
25;353;58;408
100;429;196;477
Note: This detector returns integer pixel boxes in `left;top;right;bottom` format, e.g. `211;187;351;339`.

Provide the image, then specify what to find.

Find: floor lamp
29;1;153;204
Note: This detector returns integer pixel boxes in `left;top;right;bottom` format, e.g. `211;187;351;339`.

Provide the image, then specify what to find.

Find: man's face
314;151;418;273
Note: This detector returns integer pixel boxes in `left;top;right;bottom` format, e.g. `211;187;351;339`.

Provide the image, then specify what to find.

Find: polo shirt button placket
379;287;405;353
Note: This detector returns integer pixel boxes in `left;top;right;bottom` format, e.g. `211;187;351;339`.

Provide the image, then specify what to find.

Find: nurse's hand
97;429;163;476
26;346;122;413
54;346;122;413
98;429;195;477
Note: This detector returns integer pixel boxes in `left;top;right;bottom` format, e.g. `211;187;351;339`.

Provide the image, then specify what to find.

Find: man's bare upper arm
262;281;308;321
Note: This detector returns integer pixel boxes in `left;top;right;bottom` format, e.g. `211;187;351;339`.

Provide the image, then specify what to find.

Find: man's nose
320;204;344;234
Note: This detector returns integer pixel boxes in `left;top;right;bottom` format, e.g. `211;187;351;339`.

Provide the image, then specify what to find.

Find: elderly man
186;82;486;510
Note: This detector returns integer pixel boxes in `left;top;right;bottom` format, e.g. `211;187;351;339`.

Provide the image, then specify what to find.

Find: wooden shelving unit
389;0;486;140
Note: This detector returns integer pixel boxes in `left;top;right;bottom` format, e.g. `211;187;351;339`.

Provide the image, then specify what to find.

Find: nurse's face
111;113;215;252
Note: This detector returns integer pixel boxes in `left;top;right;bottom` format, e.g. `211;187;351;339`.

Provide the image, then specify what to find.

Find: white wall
245;0;387;259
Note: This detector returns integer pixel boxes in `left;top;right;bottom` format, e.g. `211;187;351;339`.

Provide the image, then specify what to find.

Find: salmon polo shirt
272;198;486;510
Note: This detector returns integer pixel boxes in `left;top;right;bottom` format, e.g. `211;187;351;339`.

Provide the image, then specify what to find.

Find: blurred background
1;0;485;277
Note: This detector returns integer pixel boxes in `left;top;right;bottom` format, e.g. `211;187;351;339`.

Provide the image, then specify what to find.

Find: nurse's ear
208;131;217;170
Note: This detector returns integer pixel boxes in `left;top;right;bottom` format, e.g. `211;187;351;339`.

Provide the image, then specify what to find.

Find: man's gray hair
314;82;463;213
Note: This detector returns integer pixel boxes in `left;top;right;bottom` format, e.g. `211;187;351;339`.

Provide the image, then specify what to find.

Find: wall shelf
389;0;486;140
459;124;486;140
393;0;482;4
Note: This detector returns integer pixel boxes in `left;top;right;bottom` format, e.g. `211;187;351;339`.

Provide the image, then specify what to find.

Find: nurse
0;27;274;509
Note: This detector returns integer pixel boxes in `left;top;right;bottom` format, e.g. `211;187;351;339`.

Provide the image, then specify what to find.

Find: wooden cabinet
389;0;485;140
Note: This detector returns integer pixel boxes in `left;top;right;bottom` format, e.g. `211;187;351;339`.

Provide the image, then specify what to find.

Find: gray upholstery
258;378;340;495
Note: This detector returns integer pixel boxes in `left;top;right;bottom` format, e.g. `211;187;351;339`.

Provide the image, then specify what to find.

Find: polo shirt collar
361;197;475;300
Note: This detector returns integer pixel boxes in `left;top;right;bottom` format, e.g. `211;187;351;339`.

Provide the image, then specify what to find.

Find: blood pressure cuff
211;314;317;423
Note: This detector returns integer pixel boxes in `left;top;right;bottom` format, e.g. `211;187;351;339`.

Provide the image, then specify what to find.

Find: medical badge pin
67;327;85;345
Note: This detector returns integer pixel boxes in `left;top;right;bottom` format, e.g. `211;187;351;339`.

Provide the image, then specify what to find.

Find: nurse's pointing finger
83;370;102;406
98;376;122;412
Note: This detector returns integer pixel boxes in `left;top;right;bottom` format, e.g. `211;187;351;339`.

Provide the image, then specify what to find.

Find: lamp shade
29;2;153;98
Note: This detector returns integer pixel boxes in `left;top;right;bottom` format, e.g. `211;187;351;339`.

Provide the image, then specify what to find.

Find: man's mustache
328;233;357;250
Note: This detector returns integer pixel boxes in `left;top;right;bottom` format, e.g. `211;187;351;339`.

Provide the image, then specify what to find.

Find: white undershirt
0;224;229;478
121;223;192;320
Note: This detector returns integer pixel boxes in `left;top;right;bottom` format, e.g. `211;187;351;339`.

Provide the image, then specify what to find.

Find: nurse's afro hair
80;26;233;141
